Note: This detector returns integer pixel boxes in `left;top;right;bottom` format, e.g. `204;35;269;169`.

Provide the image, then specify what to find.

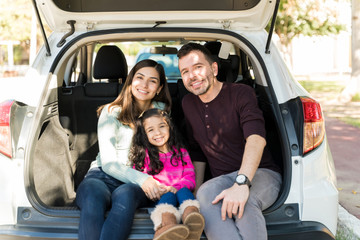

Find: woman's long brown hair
97;59;172;126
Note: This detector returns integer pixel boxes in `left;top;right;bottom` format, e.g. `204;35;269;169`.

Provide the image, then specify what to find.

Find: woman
76;59;172;240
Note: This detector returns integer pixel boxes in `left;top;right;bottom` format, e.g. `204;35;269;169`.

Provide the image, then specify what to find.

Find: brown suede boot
151;204;189;240
179;200;205;240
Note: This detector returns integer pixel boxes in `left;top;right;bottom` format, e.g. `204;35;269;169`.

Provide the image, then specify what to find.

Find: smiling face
143;115;170;153
131;67;163;108
179;50;218;97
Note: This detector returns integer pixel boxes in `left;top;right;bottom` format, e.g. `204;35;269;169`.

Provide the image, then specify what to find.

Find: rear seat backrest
59;45;128;190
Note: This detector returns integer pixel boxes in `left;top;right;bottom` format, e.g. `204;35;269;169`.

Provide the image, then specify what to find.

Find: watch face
236;175;246;183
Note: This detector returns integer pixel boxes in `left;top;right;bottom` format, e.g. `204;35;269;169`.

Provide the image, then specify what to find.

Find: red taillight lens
301;97;325;154
0;100;14;158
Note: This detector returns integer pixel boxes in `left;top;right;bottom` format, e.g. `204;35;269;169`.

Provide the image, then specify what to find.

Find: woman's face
131;67;162;106
143;115;170;153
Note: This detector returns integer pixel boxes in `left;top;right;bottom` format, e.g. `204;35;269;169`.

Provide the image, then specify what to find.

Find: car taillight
0;100;14;158
301;97;325;155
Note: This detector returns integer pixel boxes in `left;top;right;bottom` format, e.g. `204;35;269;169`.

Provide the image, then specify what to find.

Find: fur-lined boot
179;199;205;240
151;203;189;240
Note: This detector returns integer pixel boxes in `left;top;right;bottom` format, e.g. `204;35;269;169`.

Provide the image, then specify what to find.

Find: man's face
179;50;218;96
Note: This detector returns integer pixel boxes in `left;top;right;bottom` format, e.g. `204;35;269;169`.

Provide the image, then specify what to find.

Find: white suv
0;0;338;239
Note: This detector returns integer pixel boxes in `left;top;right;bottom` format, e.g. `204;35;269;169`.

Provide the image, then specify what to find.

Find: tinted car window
136;52;181;79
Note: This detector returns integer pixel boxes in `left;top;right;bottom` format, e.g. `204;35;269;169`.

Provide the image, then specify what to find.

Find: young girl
130;108;205;240
76;59;172;240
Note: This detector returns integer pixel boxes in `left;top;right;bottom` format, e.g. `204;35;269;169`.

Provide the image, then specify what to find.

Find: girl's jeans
157;187;195;207
76;167;150;240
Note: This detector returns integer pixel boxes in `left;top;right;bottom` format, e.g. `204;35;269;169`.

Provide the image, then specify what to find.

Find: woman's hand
141;177;166;201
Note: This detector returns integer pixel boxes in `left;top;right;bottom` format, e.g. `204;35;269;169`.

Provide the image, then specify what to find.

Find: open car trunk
25;28;290;237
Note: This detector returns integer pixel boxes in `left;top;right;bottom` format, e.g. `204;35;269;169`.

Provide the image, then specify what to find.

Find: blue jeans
157;187;195;207
76;167;151;240
196;168;282;240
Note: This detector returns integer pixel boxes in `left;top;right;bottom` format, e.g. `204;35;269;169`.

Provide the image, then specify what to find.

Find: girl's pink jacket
142;148;196;191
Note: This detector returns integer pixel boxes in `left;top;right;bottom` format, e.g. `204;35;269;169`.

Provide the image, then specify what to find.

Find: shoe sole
154;225;190;240
184;212;205;240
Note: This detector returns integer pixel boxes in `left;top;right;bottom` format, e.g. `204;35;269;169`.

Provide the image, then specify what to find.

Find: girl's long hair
129;108;187;175
97;59;171;126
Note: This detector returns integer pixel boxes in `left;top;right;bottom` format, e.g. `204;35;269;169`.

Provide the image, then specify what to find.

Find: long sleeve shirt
141;148;196;191
182;82;281;177
89;101;165;186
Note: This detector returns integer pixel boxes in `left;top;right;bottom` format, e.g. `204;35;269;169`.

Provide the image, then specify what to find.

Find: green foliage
351;93;360;102
298;80;345;93
269;0;346;46
340;117;360;128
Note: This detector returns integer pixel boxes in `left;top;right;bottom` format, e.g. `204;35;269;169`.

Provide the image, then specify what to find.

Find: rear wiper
153;21;167;28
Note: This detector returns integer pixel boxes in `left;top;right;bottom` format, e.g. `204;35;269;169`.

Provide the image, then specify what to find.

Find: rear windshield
53;0;261;12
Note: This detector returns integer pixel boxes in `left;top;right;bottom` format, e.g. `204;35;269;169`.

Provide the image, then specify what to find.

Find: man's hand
212;184;250;220
141;177;166;201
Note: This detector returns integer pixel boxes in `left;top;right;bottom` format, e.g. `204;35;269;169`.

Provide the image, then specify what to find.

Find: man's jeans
76;167;150;240
157;187;195;207
196;168;282;240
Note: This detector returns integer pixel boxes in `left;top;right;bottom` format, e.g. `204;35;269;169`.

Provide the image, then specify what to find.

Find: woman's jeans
76;167;150;240
157;187;195;207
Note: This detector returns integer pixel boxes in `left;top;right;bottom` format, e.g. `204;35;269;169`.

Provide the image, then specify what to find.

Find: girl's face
131;67;163;107
143;115;170;153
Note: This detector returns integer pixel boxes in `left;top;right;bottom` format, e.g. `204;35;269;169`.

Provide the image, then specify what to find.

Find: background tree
0;0;32;41
0;0;48;65
269;0;346;68
341;0;360;101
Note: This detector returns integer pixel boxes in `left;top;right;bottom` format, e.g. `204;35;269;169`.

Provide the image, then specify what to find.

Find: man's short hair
177;42;214;64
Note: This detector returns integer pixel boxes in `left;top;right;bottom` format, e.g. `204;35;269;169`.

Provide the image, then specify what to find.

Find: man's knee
196;181;217;206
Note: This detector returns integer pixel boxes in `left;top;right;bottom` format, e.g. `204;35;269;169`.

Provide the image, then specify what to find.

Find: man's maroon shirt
182;82;280;178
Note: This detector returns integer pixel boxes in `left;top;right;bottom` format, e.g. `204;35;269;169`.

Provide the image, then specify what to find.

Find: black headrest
93;46;128;81
204;41;239;82
204;41;221;55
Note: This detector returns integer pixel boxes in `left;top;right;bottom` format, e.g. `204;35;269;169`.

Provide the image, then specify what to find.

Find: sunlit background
0;0;352;79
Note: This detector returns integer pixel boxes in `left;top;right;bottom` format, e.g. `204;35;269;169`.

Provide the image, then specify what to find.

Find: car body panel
301;139;338;232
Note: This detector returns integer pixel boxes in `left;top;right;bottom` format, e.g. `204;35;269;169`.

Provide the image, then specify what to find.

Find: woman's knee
108;184;146;218
76;178;110;209
111;183;143;207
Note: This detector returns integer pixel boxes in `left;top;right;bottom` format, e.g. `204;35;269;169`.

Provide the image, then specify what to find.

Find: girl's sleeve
97;105;150;186
172;149;196;191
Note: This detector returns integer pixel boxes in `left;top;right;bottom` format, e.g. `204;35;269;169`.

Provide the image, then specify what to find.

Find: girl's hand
166;186;178;194
141;177;166;201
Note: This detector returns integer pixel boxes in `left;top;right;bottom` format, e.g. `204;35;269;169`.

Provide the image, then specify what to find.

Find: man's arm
212;134;266;220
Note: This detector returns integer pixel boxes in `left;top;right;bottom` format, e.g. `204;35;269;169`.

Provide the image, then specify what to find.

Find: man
177;42;282;240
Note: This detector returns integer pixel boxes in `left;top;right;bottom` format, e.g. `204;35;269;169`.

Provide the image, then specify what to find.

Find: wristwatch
235;174;252;188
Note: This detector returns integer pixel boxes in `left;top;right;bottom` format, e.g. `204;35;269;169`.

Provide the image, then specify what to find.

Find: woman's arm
97;105;150;186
